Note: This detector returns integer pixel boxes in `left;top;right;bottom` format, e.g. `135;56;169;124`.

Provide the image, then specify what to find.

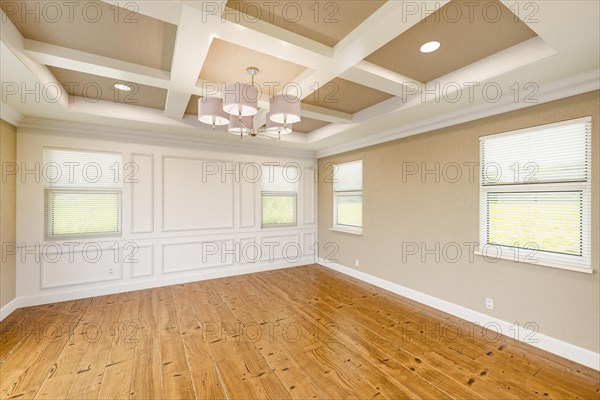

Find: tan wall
318;91;600;352
0;119;17;308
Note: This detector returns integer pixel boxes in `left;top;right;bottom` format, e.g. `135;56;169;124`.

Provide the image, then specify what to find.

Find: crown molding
17;118;318;160
0;103;24;126
317;69;600;158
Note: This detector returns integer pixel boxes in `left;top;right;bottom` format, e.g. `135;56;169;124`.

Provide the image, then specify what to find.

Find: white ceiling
1;0;599;158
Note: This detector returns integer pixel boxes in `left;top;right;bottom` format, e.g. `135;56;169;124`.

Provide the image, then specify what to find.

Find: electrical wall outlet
355;260;360;267
486;298;494;310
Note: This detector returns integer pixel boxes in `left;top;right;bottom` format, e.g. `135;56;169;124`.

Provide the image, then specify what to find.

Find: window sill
473;251;593;274
330;227;363;236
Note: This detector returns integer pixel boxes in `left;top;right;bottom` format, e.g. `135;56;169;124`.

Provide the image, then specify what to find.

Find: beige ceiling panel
365;0;537;83
49;66;168;109
2;0;176;70
226;0;386;47
293;117;330;134
199;38;306;96
302;77;393;114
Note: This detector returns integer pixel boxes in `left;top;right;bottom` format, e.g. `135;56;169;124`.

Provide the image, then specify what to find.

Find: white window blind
479;117;591;270
261;165;298;227
43;148;122;188
333;160;363;230
44;148;123;239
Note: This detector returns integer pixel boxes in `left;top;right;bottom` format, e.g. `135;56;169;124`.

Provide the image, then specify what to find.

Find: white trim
317;258;600;371
16;256;314;310
479;116;592;142
317;69;600;158
473;251;594;274
17;118;317;160
0;103;24;126
0;298;20;321
330;227;363;236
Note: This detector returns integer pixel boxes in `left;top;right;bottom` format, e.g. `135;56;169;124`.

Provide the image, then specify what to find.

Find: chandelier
197;67;301;139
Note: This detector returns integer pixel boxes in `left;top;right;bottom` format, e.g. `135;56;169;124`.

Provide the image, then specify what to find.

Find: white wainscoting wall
14;125;317;308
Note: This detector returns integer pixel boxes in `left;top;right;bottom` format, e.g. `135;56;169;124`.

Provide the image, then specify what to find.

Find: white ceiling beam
164;2;226;120
20;36;350;124
293;1;448;100
218;8;331;69
342;61;422;98
24;40;171;87
305;37;559;144
164;91;192;120
0;11;69;108
299;104;352;124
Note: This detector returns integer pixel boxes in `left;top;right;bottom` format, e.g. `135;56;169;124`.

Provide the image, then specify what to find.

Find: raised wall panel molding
303;166;316;225
260;233;301;262
40;244;124;289
238;236;258;264
161;156;235;232
130;153;155;234
239;163;257;228
128;244;154;278
161;239;235;274
302;232;316;256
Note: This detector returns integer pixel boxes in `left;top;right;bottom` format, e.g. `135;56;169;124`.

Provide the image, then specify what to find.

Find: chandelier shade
228;115;254;135
269;94;301;124
197;68;300;139
198;97;230;126
222;83;259;116
266;112;292;135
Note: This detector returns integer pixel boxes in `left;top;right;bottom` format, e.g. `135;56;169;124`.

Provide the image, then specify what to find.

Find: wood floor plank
278;268;580;400
156;287;195;400
129;288;163;400
97;291;141;400
0;265;596;400
1;299;91;399
64;294;124;400
208;277;367;399
250;271;459;399
169;284;227;399
188;280;294;399
224;274;432;399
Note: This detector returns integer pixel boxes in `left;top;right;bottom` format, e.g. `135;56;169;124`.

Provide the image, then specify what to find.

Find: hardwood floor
1;264;598;399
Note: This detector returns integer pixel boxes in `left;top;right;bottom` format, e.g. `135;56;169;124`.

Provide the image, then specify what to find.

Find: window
44;148;123;239
479;117;591;270
261;165;298;227
333;160;363;233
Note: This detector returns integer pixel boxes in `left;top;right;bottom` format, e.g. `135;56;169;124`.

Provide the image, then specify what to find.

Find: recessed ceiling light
114;83;131;91
420;41;441;53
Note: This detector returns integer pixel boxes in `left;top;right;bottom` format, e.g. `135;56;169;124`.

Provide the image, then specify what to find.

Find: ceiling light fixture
197;67;300;140
114;83;131;91
420;41;440;53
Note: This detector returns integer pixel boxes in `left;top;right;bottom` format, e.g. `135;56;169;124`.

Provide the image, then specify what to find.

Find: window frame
260;191;298;228
43;147;123;241
45;188;123;241
477;117;592;273
332;160;363;234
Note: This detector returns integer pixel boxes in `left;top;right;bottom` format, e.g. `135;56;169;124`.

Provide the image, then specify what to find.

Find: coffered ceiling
365;0;537;82
1;0;598;156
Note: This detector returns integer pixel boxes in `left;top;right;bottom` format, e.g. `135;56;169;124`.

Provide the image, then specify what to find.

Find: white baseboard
0;297;21;321
2;257;315;320
318;258;600;371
